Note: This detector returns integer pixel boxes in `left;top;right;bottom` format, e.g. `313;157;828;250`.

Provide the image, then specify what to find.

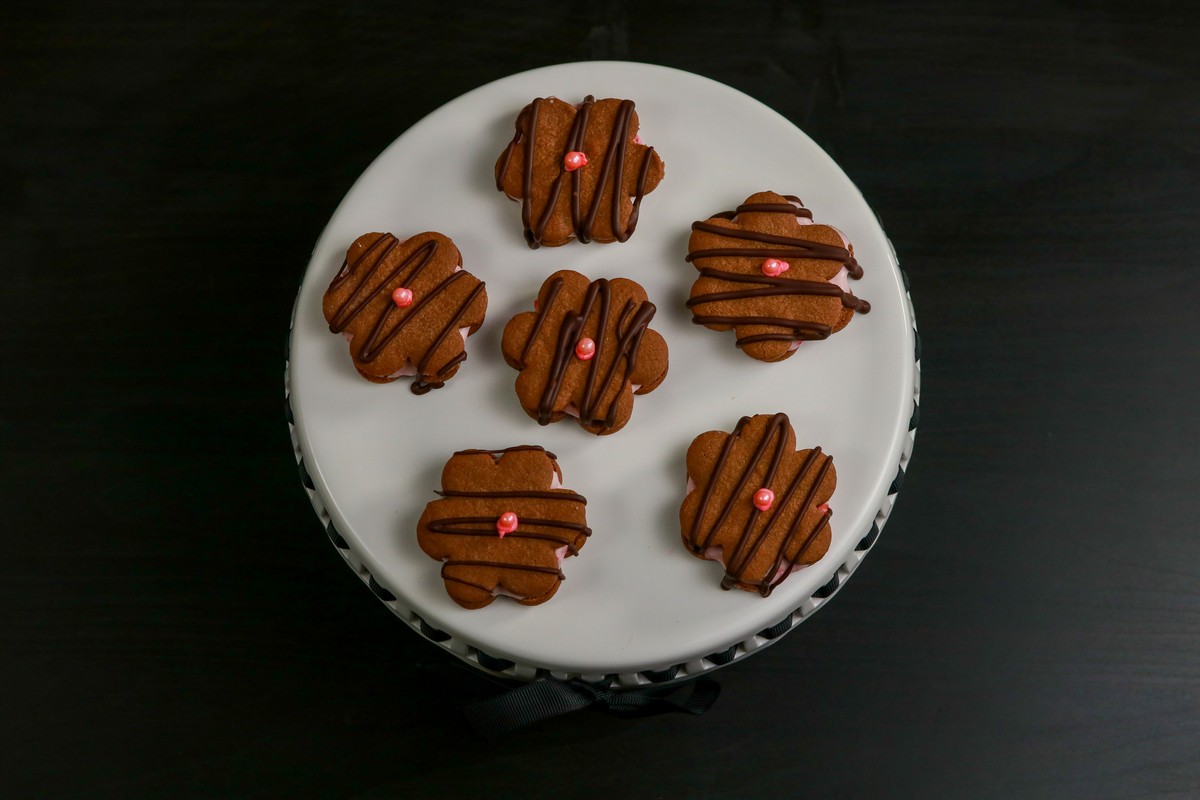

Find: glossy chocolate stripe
443;561;565;578
595;300;656;427
327;234;414;332
328;232;397;294
761;456;834;595
726;447;830;595
689;415;769;553
531;277;657;428
436;489;587;504
724;447;822;585
406;279;487;395
564;97;592;241
496;96;657;247
624;143;656;242
357;269;469;363
687;414;832;597
690;314;832;340
690;220;852;256
412;351;467;396
427;515;590;534
537;279;603;423
453;445;557;459
687;241;860;279
517;276;563;369
426;527;586;557
714;202;813;220
328;233;484;390
688;267;870;313
581;298;633;424
494;101;529;193
579;99;630;243
720;418;790;583
685;247;847;263
687;219;862;279
574;280;611;420
518;99;539;245
533;98;589;245
441;573;501;594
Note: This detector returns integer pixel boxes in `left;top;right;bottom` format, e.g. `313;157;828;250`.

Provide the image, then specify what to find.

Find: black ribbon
465;676;721;737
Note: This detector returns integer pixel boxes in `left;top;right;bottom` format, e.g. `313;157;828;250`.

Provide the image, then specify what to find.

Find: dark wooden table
4;1;1198;797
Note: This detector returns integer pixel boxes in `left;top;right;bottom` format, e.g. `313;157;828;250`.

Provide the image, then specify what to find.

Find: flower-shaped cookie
501;269;669;435
686;191;870;362
494;95;665;248
680;413;836;597
322;231;487;393
417;446;591;609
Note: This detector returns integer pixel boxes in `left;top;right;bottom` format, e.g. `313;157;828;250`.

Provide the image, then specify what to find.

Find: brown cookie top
416;446;590;609
685;191;870;362
501;269;669;435
494;95;665;248
680;413;836;597
322;232;488;393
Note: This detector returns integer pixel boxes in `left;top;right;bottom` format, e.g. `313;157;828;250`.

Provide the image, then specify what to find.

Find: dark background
3;1;1199;797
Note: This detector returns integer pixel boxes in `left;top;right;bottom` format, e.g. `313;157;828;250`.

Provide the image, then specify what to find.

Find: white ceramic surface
288;61;914;677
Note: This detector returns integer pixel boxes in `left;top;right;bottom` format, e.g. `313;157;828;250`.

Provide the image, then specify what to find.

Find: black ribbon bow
465;676;721;737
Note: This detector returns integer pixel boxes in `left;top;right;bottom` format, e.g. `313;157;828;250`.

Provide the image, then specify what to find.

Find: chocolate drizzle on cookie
685;413;833;597
685;196;870;351
417;447;591;608
713;195;814;222
518;275;657;429
495;95;659;248
326;232;485;394
452;445;560;461
688;267;870;345
686;221;864;280
428;506;592;562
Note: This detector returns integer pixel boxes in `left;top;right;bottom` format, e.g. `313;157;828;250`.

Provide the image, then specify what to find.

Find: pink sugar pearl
761;258;789;277
496;512;519;537
753;488;775;511
563;151;588;171
391;287;413;307
575;337;596;360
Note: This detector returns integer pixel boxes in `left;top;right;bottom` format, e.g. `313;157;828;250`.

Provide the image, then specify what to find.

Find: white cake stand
285;62;919;687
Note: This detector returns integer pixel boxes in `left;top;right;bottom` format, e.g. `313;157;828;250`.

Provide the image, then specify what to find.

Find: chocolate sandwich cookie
495;95;664;248
322;231;487;393
501;269;668;435
680;413;836;597
686;191;870;362
417;446;591;609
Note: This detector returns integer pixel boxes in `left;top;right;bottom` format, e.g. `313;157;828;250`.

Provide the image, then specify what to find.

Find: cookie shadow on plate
655;437;689;553
481;295;541;429
472;108;527;250
319;327;362;382
655;226;695;328
398;453;456;590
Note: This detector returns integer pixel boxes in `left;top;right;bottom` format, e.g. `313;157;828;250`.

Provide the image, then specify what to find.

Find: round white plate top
290;61;912;674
